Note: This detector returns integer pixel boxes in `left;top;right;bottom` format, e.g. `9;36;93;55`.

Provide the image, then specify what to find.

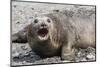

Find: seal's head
31;16;54;41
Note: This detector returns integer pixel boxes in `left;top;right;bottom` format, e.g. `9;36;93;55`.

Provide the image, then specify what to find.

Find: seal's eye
47;19;51;23
34;19;38;23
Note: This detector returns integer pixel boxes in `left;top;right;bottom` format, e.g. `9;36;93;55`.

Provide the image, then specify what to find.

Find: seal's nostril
41;24;46;27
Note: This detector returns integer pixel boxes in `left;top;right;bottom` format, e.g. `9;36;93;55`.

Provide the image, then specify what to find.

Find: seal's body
27;12;95;61
12;11;95;61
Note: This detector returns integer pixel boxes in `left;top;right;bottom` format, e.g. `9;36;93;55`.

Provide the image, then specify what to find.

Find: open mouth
37;28;48;37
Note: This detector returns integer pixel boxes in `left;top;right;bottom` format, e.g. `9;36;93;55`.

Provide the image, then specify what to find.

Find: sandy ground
11;1;96;66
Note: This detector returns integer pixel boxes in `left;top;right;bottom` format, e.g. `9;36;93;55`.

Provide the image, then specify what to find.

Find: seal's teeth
38;35;49;40
40;26;47;29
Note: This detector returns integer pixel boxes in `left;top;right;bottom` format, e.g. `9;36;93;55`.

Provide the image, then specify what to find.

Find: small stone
31;8;34;10
86;54;93;59
29;16;33;19
53;9;59;12
81;58;87;61
16;21;20;24
21;46;27;50
13;5;17;8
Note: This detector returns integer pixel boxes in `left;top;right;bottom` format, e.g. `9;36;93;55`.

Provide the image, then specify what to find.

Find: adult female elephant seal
12;11;95;61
